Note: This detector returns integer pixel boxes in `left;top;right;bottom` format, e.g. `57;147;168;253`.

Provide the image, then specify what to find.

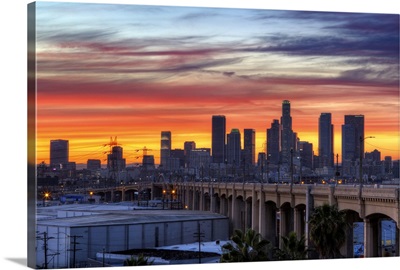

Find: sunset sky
34;2;399;165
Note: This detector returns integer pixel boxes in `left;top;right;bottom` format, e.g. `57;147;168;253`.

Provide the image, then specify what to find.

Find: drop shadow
5;258;27;267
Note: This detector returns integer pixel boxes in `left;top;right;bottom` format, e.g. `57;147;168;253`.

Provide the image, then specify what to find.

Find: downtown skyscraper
227;128;241;166
211;115;226;164
243;128;256;166
318;113;334;168
107;145;126;172
267;119;281;165
342;115;365;176
50;139;69;169
160;131;171;168
280;100;294;165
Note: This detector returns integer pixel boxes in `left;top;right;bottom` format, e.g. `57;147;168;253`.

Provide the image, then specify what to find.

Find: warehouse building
35;204;229;268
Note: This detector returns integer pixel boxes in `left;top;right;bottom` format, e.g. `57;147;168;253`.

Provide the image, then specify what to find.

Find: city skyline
34;2;399;165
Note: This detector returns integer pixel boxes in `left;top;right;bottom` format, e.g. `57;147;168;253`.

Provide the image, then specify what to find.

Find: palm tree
274;231;307;260
220;228;271;262
308;203;348;259
123;254;154;266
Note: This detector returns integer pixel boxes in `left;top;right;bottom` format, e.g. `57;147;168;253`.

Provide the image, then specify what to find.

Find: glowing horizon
35;2;399;166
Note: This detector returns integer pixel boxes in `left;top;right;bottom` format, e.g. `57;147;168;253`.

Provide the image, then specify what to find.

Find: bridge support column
265;203;277;247
110;191;114;202
219;196;226;215
341;212;360;258
245;199;252;231
187;189;193;210
279;206;294;248
199;188;204;211
192;187;199;210
258;191;266;238
230;188;236;225
293;207;305;239
364;218;379;257
252;190;259;232
210;187;216;213
121;190;125;201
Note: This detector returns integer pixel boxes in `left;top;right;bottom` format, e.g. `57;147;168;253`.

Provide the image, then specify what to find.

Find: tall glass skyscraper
50;139;69;169
342;115;365;176
318;113;334;168
212;115;226;164
280;100;293;165
244;129;255;166
160;131;171;167
227;128;241;166
267;119;281;165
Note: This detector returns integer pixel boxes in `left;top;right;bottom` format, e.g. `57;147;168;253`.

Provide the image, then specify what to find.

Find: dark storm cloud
248;10;399;61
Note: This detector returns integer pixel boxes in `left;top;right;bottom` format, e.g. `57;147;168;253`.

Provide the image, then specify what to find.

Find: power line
36;232;59;269
365;141;399;152
67;235;83;268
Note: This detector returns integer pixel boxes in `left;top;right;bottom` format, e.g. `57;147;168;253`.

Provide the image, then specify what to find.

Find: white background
1;0;399;269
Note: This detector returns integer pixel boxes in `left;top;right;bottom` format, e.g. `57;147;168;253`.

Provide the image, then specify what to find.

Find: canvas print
27;1;400;269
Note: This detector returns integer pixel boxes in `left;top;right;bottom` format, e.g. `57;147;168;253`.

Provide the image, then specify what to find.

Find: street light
162;189;166;209
43;192;50;207
359;136;375;186
266;154;271;184
290;148;294;186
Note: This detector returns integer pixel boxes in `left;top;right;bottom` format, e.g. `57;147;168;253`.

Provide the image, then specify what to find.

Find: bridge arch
262;201;278;246
363;213;399;257
293;203;306;240
279;202;293;247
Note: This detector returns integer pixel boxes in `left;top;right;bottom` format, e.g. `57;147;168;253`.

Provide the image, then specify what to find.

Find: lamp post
43;192;50;207
171;189;175;209
359;136;375;186
162;189;166;209
290;148;294;186
266;154;270;184
260;156;264;184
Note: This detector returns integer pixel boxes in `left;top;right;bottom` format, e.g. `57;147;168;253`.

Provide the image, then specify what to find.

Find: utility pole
102;248;105;267
44;232;49;269
68;235;83;268
36;232;55;269
359;136;375;186
193;222;205;264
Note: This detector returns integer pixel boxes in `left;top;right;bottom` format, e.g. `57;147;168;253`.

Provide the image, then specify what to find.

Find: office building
318;113;334;168
281;100;294;165
107;145;126;172
365;149;381;163
188;148;211;178
393;160;399;178
227;128;241;166
384;156;392;174
50;139;69;169
184;141;196;167
342;115;365;176
142;155;155;170
87;159;101;171
170;149;185;168
160;131;172;168
243;129;256;166
267;119;281;165
211;115;226;164
298;141;313;170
